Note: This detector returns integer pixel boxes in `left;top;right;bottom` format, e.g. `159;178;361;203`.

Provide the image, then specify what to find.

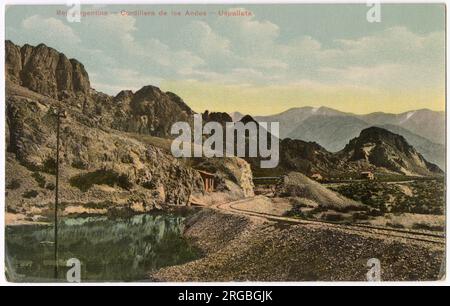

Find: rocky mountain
286;115;369;152
360;109;445;145
231;113;442;178
283;115;445;169
255;106;445;168
5;40;195;139
5;41;255;222
109;85;195;137
256;106;444;146
338;127;442;176
229;111;244;122
375;124;445;170
254;106;349;139
202;111;233;124
276;138;340;176
4;40;442;220
6;40;90;100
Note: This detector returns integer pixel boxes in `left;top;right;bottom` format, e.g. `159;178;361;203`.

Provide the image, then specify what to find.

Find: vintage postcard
2;2;446;285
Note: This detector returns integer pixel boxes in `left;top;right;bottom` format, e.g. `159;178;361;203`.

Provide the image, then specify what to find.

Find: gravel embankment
150;209;445;282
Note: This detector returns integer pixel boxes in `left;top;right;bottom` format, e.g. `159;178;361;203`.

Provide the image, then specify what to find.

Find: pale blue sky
5;4;446;114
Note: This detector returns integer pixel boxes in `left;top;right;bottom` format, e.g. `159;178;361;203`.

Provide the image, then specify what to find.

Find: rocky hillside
284;114;445;169
338;127;442;176
5;40;195;139
5;41;256;223
236;114;442;178
5;83;204;222
255;106;445;167
6;40;90;100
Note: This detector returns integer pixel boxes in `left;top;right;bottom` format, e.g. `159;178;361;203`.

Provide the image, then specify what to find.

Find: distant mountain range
246;125;443;178
244;106;445;169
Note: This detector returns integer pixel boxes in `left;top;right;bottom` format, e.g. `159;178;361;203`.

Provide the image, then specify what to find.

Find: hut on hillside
196;170;215;192
361;171;375;180
311;173;323;181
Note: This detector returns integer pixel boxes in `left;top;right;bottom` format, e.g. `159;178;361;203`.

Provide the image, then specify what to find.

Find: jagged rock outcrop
192;157;255;198
5;41;197;139
5;41;257;222
339;127;442;176
125;85;194;137
278;138;340;175
6;40;90;99
5;41;22;83
202;111;233;124
5;83;204;220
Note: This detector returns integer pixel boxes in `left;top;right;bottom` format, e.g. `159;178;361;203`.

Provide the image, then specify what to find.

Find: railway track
212;196;445;246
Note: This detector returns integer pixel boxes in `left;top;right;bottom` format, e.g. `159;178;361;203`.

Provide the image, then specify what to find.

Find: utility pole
52;107;66;280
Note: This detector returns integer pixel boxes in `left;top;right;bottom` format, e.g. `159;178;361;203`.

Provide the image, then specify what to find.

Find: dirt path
210;196;445;246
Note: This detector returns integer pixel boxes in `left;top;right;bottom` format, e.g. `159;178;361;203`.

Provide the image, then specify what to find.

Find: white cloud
21;15;81;46
10;11;444;97
177;21;232;57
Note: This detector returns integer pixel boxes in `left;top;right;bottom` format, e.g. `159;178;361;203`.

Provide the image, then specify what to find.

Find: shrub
70;169;133;192
84;201;114;209
20;157;57;175
412;223;444;232
32;172;46;188
386;222;404;229
71;160;88;170
322;213;344;222
6;179;21;190
352;212;369;221
42;157;57;174
45;183;55;190
22;190;39;198
141;180;156;190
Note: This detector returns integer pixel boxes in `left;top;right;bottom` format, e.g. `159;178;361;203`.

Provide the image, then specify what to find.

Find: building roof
195;169;215;177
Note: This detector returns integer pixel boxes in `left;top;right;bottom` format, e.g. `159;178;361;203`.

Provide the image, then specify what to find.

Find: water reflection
6;212;200;282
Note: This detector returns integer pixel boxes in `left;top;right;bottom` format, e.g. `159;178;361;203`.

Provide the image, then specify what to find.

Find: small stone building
311;173;323;181
361;171;375;180
197;170;215;192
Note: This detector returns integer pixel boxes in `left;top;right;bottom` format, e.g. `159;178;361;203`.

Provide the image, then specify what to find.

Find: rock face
125;86;194;137
339;127;442;176
202;111;233;125
277;139;338;175
5;84;204;219
223;113;442;178
97;86;196;138
5;41;256;221
6;40;90;99
192;157;255;198
5;41;196;139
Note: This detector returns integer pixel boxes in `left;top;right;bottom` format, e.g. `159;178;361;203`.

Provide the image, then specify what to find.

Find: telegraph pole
52;108;66;280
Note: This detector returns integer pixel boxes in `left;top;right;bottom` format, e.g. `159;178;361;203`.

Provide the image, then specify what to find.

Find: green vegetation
386;222;405;229
412;223;445;232
42;157;57;174
21;157;57;175
6;179;21;190
22;190;39;198
322;213;344;222
329;179;444;215
45;183;55;190
32;172;46;188
69;169;133;192
71;160;88;170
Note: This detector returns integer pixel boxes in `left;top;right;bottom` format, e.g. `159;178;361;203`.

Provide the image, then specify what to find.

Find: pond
5;210;201;282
